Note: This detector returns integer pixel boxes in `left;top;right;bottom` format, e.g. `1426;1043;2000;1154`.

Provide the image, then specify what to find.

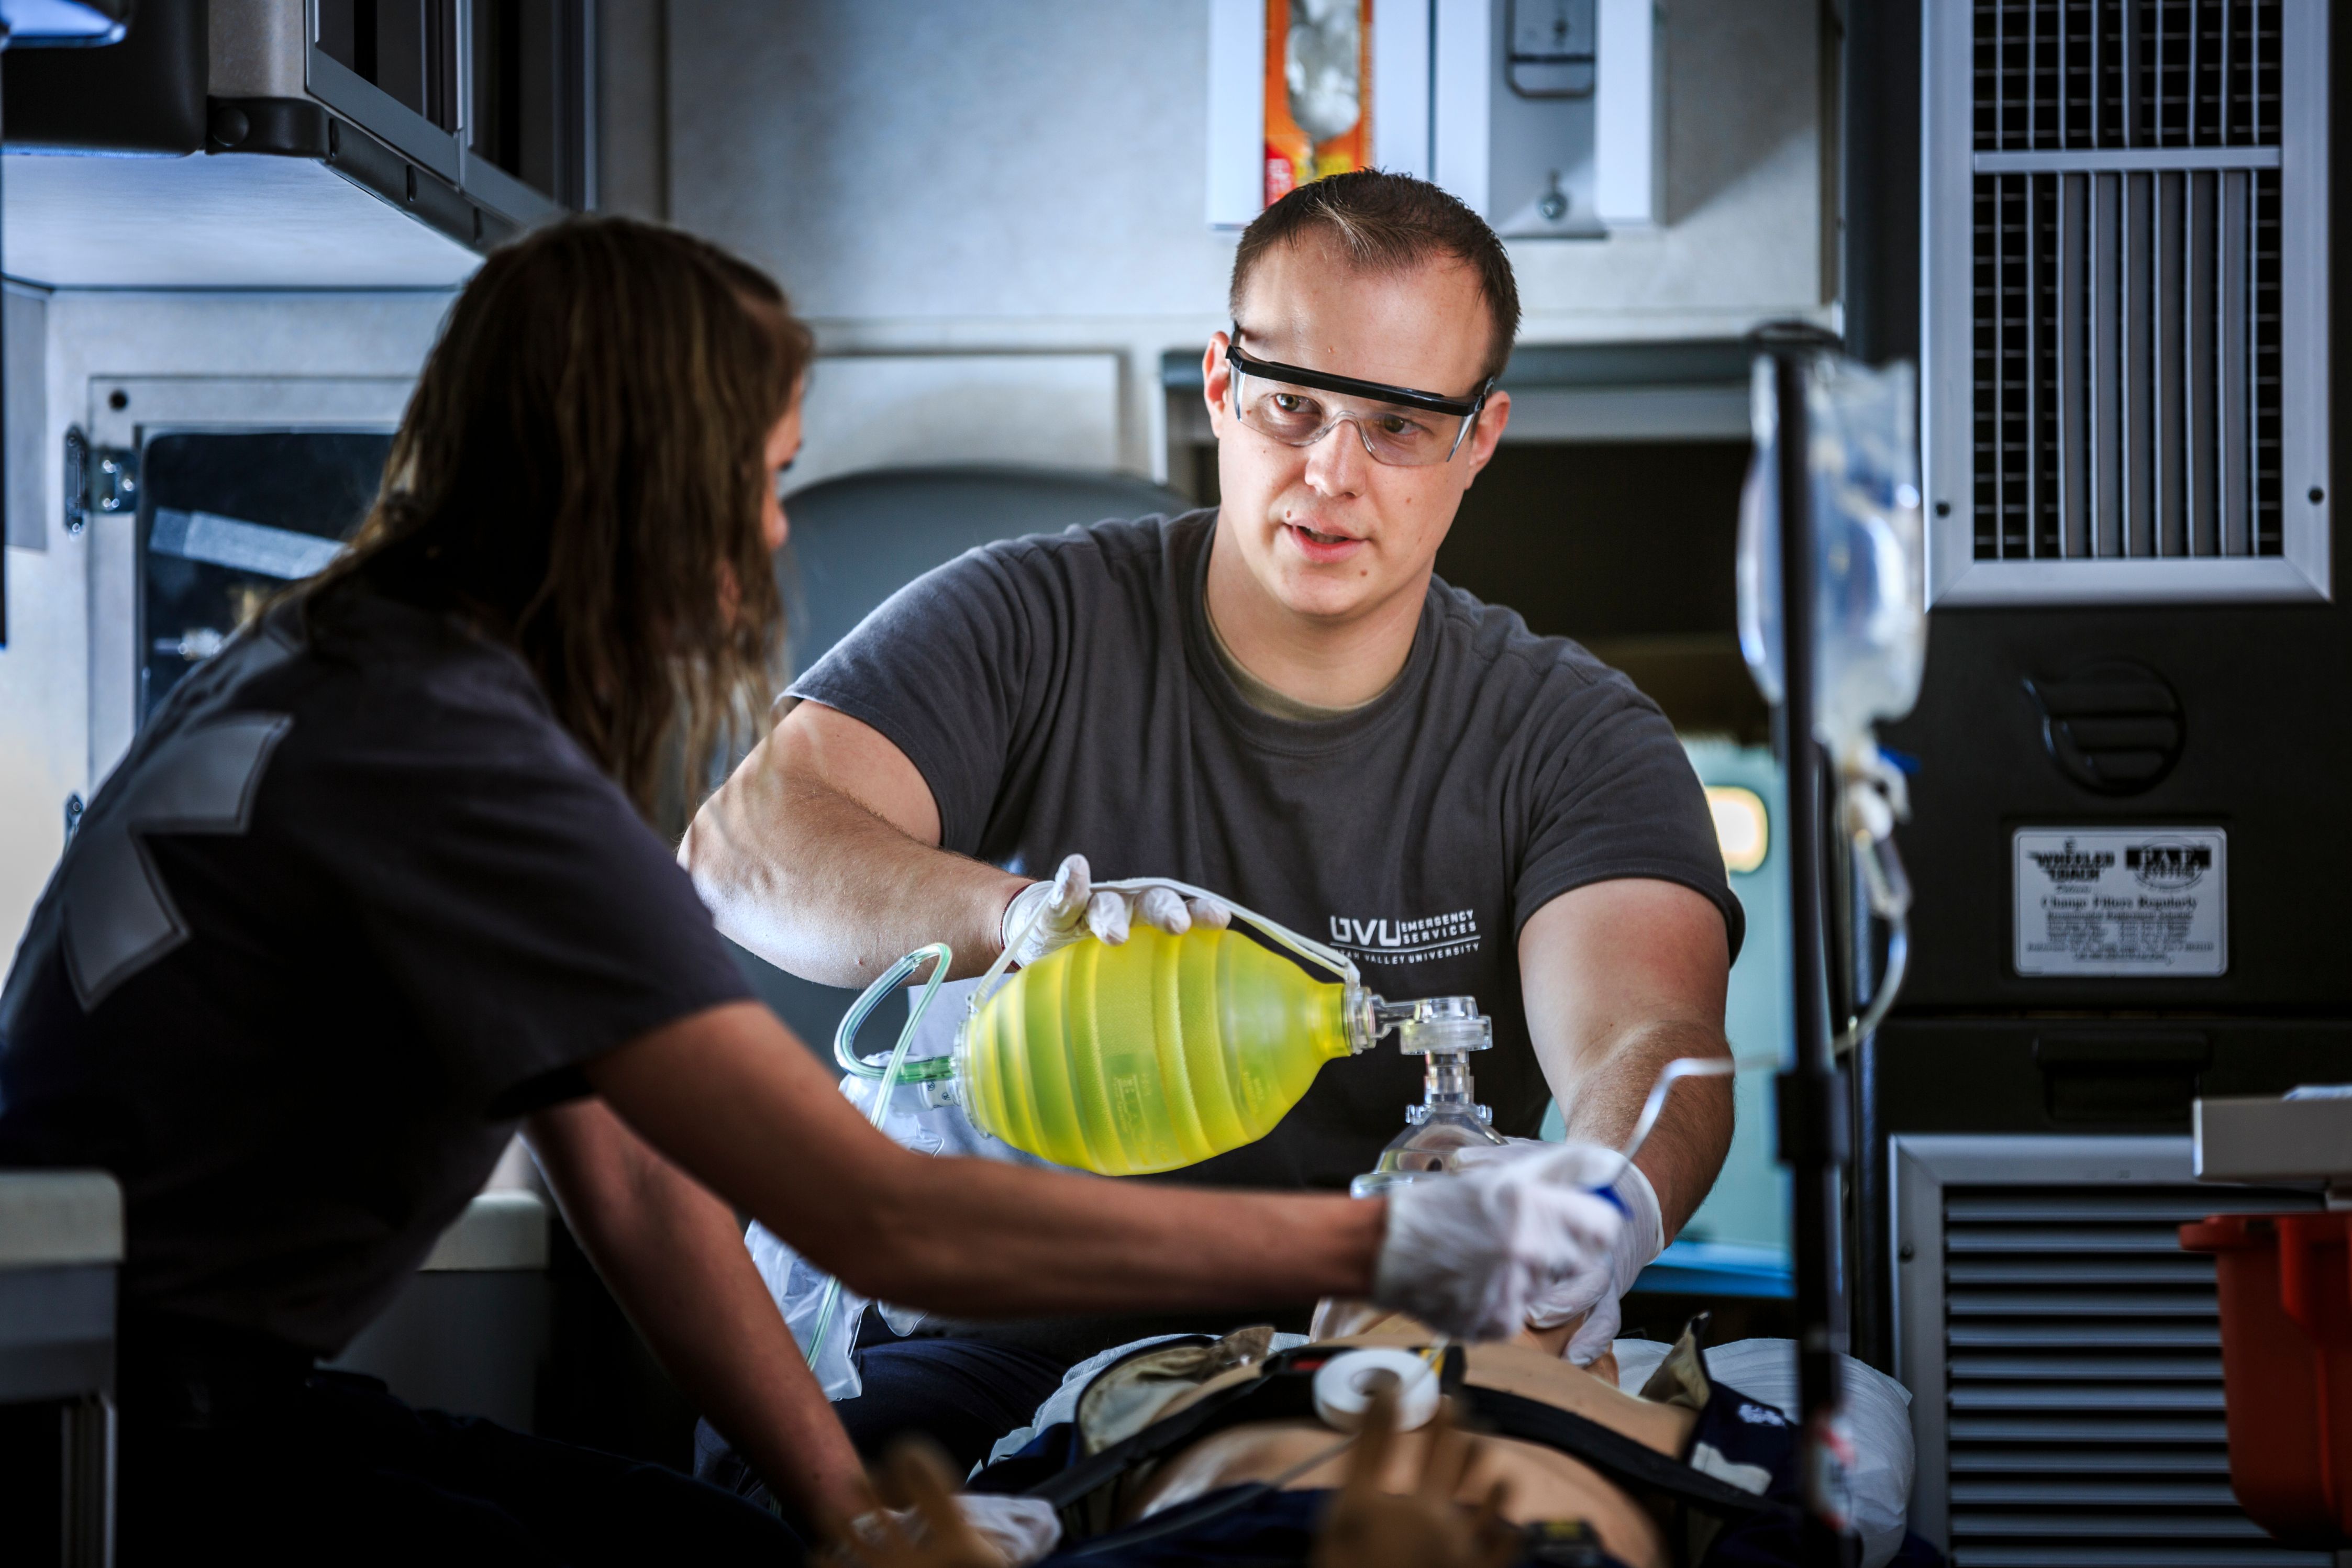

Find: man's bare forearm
681;718;1023;984
1518;882;1738;1242
1550;1018;1733;1241
524;1100;868;1526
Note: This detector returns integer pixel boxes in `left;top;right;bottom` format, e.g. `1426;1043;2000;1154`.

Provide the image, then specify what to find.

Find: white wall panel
1592;0;1661;229
670;0;1235;325
1430;0;1493;215
1371;0;1435;182
1204;0;1267;228
669;0;1825;353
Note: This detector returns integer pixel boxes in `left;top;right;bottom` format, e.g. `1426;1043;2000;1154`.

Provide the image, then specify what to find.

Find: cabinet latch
64;425;138;536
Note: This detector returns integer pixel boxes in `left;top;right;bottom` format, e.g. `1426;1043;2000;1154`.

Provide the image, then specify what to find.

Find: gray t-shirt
792;509;1740;1194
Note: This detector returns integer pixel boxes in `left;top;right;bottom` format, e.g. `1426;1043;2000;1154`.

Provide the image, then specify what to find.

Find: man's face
1205;240;1510;626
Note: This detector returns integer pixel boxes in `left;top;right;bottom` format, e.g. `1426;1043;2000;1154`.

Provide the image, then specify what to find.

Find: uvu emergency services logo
2024;839;2113;884
1326;909;1480;966
2127;841;2212;890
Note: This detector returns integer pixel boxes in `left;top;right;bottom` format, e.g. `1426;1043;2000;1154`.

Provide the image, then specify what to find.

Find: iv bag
1736;355;1926;770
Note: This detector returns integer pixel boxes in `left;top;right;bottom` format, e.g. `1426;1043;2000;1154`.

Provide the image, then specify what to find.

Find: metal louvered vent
1945;1185;2324;1567
1894;1137;2331;1567
1976;1;2281;565
1923;3;2329;604
1974;0;2283;152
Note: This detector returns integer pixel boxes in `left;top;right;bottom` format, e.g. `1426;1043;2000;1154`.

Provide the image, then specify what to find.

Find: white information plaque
2013;827;2228;977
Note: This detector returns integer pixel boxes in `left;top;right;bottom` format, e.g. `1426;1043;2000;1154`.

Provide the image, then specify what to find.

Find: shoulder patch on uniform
61;713;294;1012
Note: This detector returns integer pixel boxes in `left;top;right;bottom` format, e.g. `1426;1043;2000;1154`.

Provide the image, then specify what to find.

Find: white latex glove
849;1493;1064;1566
1451;1137;1665;1366
1370;1139;1630;1342
1000;853;1230;969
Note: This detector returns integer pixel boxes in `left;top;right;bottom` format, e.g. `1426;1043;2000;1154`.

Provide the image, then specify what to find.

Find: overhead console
2;0;593;289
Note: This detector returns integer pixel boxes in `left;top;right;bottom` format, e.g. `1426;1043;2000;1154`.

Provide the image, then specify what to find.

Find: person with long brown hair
0;216;1622;1565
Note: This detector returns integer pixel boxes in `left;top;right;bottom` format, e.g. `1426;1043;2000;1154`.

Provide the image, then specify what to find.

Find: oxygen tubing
832;945;958;1082
804;942;953;1377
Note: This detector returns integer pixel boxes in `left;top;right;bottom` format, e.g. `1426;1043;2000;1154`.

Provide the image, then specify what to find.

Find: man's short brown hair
1227;170;1521;385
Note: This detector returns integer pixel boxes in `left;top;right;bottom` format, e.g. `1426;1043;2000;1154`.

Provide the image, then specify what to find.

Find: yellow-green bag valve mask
949;878;1485;1176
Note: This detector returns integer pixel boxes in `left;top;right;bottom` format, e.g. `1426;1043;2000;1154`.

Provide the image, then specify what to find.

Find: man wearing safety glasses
684;171;1738;1485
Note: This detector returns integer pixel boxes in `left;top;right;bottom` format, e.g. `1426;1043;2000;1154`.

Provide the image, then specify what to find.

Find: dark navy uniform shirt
0;582;749;1357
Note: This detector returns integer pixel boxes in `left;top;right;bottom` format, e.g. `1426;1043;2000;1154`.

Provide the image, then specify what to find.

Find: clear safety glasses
1225;325;1494;468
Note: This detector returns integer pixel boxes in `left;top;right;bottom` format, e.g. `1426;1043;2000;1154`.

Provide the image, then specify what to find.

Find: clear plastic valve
1349;996;1505;1197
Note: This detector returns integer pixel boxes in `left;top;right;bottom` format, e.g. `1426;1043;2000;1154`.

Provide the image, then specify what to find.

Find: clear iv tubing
1551;1052;1777;1229
1614;1053;1783;1169
1839;911;1909;1051
1835;821;1913;1051
803;942;954;1377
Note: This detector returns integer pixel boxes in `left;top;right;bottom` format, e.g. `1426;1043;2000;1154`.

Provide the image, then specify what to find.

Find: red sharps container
2179;1211;2352;1547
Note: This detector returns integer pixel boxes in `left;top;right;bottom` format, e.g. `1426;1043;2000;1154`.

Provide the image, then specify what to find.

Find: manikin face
1204;240;1510;626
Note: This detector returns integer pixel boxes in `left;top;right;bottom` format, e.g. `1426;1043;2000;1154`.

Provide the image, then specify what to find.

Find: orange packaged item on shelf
1264;0;1372;208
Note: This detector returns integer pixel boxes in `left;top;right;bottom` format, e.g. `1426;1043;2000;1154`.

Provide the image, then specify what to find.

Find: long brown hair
308;216;812;818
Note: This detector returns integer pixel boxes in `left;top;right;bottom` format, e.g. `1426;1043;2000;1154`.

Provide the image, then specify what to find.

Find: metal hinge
63;425;138;536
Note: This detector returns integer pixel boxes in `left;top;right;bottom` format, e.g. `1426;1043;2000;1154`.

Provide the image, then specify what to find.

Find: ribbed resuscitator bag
955;923;1355;1175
